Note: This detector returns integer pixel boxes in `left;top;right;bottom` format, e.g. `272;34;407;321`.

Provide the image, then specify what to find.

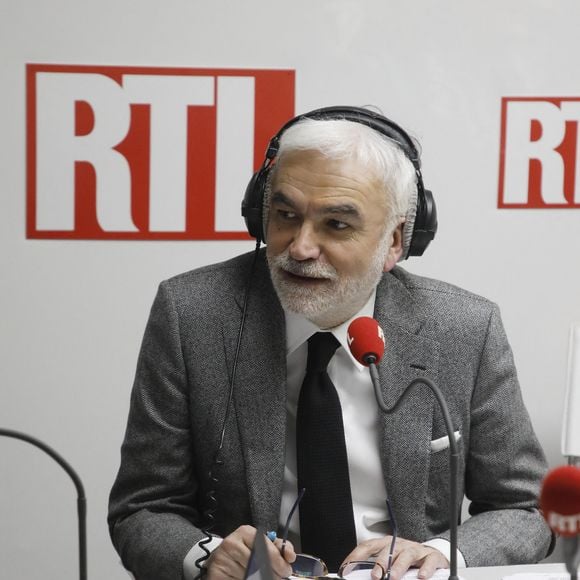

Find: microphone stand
562;537;579;580
564;458;580;580
0;428;87;580
367;359;459;580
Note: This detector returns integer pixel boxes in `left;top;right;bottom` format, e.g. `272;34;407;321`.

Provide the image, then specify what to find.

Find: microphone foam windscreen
540;465;580;536
347;316;385;366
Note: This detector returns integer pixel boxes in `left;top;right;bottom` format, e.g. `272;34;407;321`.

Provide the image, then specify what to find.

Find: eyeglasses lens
340;561;385;579
291;554;327;577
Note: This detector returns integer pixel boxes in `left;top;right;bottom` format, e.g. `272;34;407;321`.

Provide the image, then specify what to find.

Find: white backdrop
1;1;579;578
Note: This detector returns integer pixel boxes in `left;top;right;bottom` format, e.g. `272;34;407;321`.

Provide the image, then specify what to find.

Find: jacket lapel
374;270;440;540
223;254;287;531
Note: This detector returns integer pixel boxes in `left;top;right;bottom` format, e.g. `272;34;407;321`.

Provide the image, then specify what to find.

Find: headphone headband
269;106;421;169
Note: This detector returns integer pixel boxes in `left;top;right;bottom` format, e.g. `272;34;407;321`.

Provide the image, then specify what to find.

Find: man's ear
383;222;404;272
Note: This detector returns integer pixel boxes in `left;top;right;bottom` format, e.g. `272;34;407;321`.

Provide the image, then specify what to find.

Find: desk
460;562;567;579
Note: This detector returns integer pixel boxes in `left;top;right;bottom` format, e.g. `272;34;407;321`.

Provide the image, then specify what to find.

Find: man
108;108;553;580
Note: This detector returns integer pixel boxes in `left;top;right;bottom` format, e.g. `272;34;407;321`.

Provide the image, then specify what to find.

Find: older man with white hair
109;107;553;580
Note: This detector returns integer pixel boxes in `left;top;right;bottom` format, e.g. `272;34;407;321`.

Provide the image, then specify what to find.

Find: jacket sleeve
108;282;205;580
439;304;554;565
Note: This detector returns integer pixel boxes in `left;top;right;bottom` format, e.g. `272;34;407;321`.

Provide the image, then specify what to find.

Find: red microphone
541;465;580;535
347;317;388;413
541;465;580;578
347;316;385;366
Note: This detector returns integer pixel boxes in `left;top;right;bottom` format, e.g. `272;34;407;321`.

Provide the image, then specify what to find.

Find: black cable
194;239;262;576
0;428;87;580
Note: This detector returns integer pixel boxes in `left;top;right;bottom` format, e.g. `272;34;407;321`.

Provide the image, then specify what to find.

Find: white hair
264;117;418;256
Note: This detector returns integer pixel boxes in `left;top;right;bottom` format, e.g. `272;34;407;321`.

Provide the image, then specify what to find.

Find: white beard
267;241;389;329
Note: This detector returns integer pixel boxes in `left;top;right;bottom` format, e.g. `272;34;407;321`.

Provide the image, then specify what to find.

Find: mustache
270;252;338;280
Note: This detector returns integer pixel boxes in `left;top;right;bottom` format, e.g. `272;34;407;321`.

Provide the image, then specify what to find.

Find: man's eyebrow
323;204;361;217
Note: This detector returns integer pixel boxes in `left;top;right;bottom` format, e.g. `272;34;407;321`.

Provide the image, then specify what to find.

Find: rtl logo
499;97;580;208
27;64;295;239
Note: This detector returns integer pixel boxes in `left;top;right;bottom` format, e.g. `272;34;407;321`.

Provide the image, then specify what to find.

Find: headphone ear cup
241;166;269;241
407;188;437;257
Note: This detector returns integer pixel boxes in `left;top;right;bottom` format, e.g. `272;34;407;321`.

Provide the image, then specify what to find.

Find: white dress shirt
280;291;391;547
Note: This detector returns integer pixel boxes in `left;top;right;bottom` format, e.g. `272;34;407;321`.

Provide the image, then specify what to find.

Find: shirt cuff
183;535;223;580
422;538;466;569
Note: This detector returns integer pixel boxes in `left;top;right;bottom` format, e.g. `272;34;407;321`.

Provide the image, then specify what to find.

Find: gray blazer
108;250;553;580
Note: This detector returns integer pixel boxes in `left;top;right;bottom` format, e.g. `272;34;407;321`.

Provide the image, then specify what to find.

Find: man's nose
288;225;321;261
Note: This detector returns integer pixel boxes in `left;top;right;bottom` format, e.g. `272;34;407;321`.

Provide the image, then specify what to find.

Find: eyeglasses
279;490;397;580
339;560;387;578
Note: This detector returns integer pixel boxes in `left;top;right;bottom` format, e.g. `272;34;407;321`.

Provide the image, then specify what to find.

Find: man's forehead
270;150;386;210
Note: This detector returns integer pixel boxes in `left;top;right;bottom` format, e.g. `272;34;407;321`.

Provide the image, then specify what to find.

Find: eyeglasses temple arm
281;487;306;557
385;498;398;580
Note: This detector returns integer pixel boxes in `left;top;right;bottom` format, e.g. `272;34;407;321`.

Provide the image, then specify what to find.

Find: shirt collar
284;290;377;372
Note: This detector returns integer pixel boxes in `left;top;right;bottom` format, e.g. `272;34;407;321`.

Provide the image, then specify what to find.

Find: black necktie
296;332;357;572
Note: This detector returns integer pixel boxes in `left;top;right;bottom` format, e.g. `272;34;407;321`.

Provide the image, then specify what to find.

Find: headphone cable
195;239;262;576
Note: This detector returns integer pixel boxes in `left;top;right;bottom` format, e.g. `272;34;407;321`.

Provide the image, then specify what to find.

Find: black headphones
241;105;437;258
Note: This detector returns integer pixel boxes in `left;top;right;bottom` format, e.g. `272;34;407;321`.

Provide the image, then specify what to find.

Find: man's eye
328;219;350;230
277;210;297;221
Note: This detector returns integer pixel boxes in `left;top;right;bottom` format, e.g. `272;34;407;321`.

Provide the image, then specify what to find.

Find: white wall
1;1;579;578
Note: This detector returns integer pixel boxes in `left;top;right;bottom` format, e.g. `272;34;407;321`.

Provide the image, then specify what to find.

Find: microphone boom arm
0;428;87;580
368;361;459;580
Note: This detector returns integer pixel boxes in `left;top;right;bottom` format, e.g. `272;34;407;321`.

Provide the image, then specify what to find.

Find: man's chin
274;286;340;323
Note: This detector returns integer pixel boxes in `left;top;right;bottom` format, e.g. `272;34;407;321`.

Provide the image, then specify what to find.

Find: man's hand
343;536;449;580
206;525;296;579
